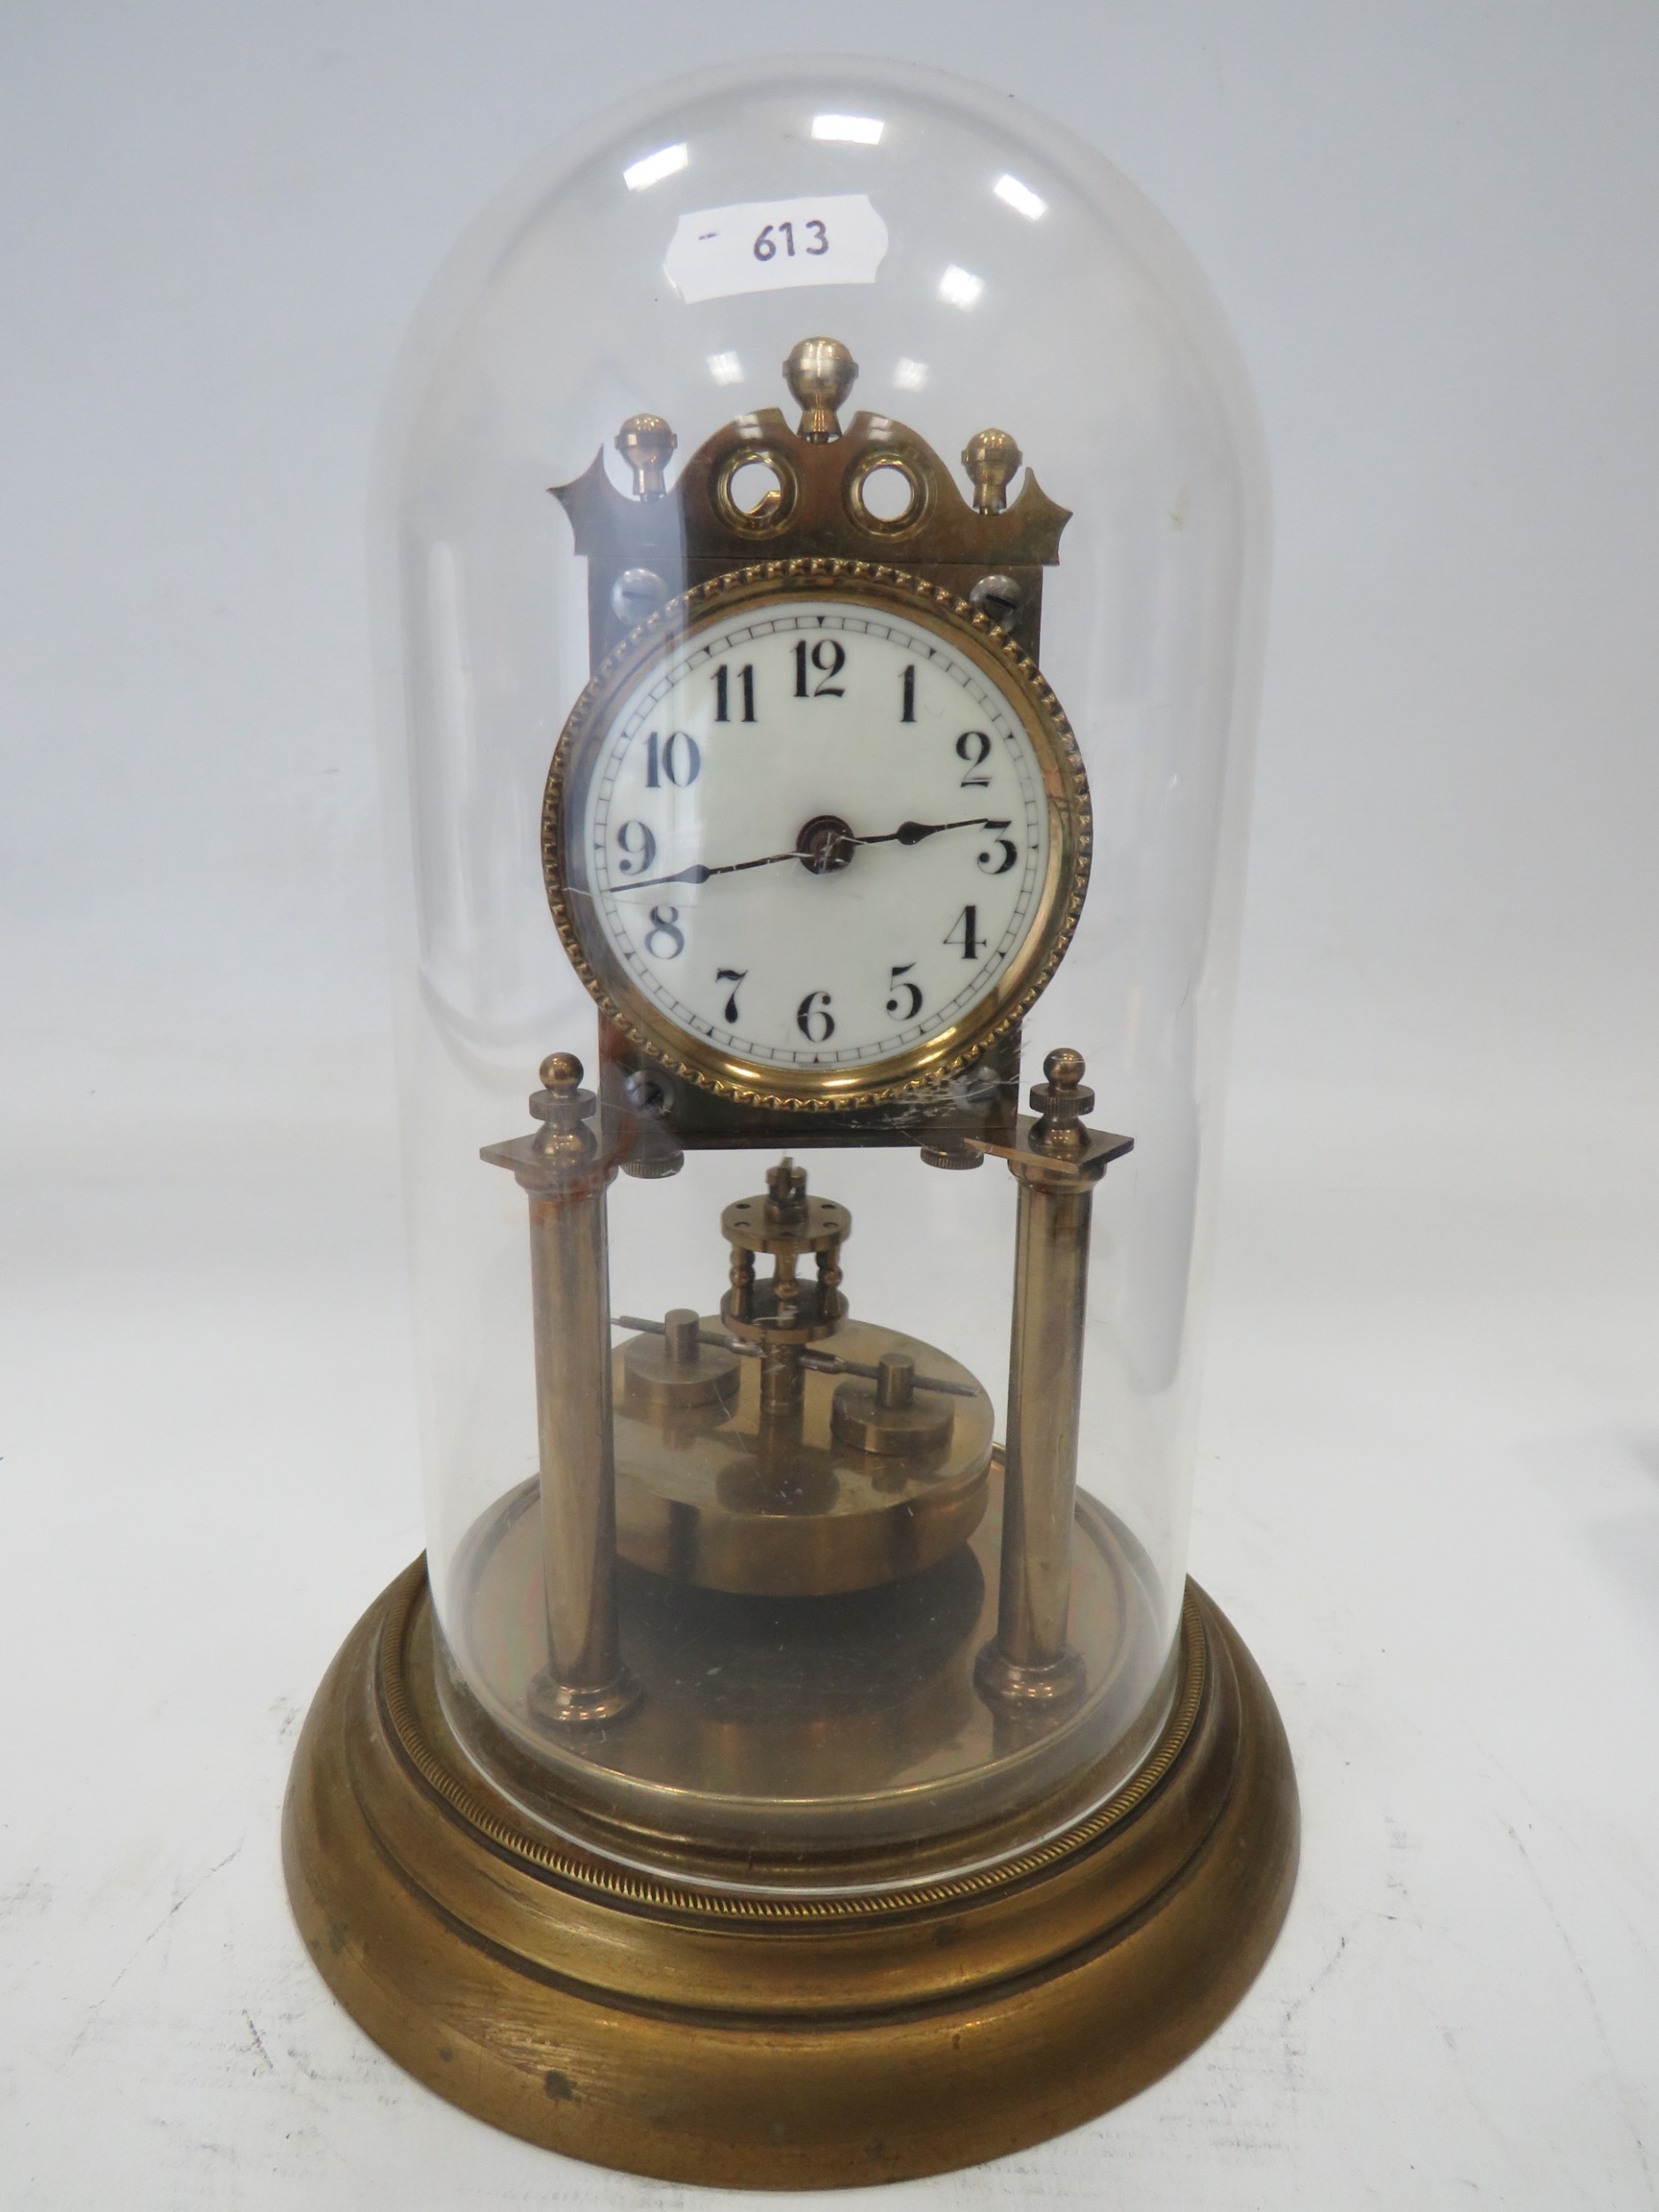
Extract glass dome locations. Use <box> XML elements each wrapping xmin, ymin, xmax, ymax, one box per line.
<box><xmin>374</xmin><ymin>55</ymin><xmax>1268</xmax><ymax>1893</ymax></box>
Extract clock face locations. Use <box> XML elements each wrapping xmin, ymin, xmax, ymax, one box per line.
<box><xmin>546</xmin><ymin>566</ymin><xmax>1088</xmax><ymax>1108</ymax></box>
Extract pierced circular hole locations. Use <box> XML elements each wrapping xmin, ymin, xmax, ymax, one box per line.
<box><xmin>727</xmin><ymin>458</ymin><xmax>783</xmax><ymax>517</ymax></box>
<box><xmin>860</xmin><ymin>461</ymin><xmax>918</xmax><ymax>523</ymax></box>
<box><xmin>713</xmin><ymin>447</ymin><xmax>798</xmax><ymax>536</ymax></box>
<box><xmin>844</xmin><ymin>449</ymin><xmax>930</xmax><ymax>537</ymax></box>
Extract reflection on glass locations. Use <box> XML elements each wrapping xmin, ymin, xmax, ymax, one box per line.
<box><xmin>623</xmin><ymin>142</ymin><xmax>687</xmax><ymax>191</ymax></box>
<box><xmin>994</xmin><ymin>173</ymin><xmax>1048</xmax><ymax>221</ymax></box>
<box><xmin>811</xmin><ymin>112</ymin><xmax>884</xmax><ymax>145</ymax></box>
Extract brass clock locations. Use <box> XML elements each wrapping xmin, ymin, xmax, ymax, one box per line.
<box><xmin>287</xmin><ymin>305</ymin><xmax>1294</xmax><ymax>2190</ymax></box>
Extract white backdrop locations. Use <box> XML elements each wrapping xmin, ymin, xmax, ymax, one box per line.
<box><xmin>3</xmin><ymin>7</ymin><xmax>1656</xmax><ymax>2208</ymax></box>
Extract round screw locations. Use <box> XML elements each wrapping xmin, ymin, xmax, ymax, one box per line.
<box><xmin>969</xmin><ymin>572</ymin><xmax>1022</xmax><ymax>629</ymax></box>
<box><xmin>611</xmin><ymin>567</ymin><xmax>667</xmax><ymax>626</ymax></box>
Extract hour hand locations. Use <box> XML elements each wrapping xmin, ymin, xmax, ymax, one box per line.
<box><xmin>883</xmin><ymin>816</ymin><xmax>1010</xmax><ymax>848</ymax></box>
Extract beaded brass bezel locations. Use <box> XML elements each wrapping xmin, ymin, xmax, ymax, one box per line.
<box><xmin>541</xmin><ymin>557</ymin><xmax>1092</xmax><ymax>1114</ymax></box>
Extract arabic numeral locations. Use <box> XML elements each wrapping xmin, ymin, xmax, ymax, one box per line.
<box><xmin>615</xmin><ymin>819</ymin><xmax>657</xmax><ymax>876</ymax></box>
<box><xmin>886</xmin><ymin>964</ymin><xmax>923</xmax><ymax>1021</ymax></box>
<box><xmin>796</xmin><ymin>989</ymin><xmax>835</xmax><ymax>1044</ymax></box>
<box><xmin>644</xmin><ymin>730</ymin><xmax>701</xmax><ymax>787</ymax></box>
<box><xmin>713</xmin><ymin>664</ymin><xmax>756</xmax><ymax>723</ymax></box>
<box><xmin>645</xmin><ymin>905</ymin><xmax>685</xmax><ymax>959</ymax></box>
<box><xmin>755</xmin><ymin>217</ymin><xmax>826</xmax><ymax>266</ymax></box>
<box><xmin>717</xmin><ymin>967</ymin><xmax>747</xmax><ymax>1025</ymax></box>
<box><xmin>795</xmin><ymin>637</ymin><xmax>846</xmax><ymax>697</ymax></box>
<box><xmin>956</xmin><ymin>730</ymin><xmax>993</xmax><ymax>787</ymax></box>
<box><xmin>977</xmin><ymin>835</ymin><xmax>1018</xmax><ymax>876</ymax></box>
<box><xmin>945</xmin><ymin>905</ymin><xmax>981</xmax><ymax>961</ymax></box>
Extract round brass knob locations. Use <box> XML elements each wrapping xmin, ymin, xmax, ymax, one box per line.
<box><xmin>783</xmin><ymin>336</ymin><xmax>859</xmax><ymax>441</ymax></box>
<box><xmin>615</xmin><ymin>413</ymin><xmax>676</xmax><ymax>497</ymax></box>
<box><xmin>963</xmin><ymin>426</ymin><xmax>1022</xmax><ymax>514</ymax></box>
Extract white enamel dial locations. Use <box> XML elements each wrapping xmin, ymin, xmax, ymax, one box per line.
<box><xmin>573</xmin><ymin>598</ymin><xmax>1054</xmax><ymax>1076</ymax></box>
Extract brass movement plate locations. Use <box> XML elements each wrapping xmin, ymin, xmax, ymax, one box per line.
<box><xmin>448</xmin><ymin>1460</ymin><xmax>1167</xmax><ymax>1867</ymax></box>
<box><xmin>284</xmin><ymin>1558</ymin><xmax>1298</xmax><ymax>2185</ymax></box>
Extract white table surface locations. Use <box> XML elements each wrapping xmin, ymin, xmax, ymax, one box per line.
<box><xmin>4</xmin><ymin>1054</ymin><xmax>1655</xmax><ymax>2210</ymax></box>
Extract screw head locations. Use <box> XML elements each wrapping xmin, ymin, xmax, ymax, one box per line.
<box><xmin>611</xmin><ymin>567</ymin><xmax>667</xmax><ymax>626</ymax></box>
<box><xmin>969</xmin><ymin>572</ymin><xmax>1022</xmax><ymax>629</ymax></box>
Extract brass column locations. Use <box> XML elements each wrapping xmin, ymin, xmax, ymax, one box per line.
<box><xmin>972</xmin><ymin>1050</ymin><xmax>1133</xmax><ymax>1712</ymax></box>
<box><xmin>482</xmin><ymin>1054</ymin><xmax>640</xmax><ymax>1725</ymax></box>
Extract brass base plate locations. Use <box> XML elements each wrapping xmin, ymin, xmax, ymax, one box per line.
<box><xmin>284</xmin><ymin>1559</ymin><xmax>1298</xmax><ymax>2187</ymax></box>
<box><xmin>450</xmin><ymin>1463</ymin><xmax>1170</xmax><ymax>1863</ymax></box>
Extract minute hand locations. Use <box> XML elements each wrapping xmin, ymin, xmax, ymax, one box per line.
<box><xmin>618</xmin><ymin>817</ymin><xmax>1011</xmax><ymax>895</ymax></box>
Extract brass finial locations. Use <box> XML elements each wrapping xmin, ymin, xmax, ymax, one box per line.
<box><xmin>615</xmin><ymin>414</ymin><xmax>676</xmax><ymax>498</ymax></box>
<box><xmin>783</xmin><ymin>337</ymin><xmax>858</xmax><ymax>442</ymax></box>
<box><xmin>530</xmin><ymin>1052</ymin><xmax>596</xmax><ymax>1158</ymax></box>
<box><xmin>1029</xmin><ymin>1048</ymin><xmax>1095</xmax><ymax>1153</ymax></box>
<box><xmin>963</xmin><ymin>427</ymin><xmax>1022</xmax><ymax>514</ymax></box>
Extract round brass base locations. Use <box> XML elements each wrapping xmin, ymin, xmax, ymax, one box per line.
<box><xmin>284</xmin><ymin>1560</ymin><xmax>1296</xmax><ymax>2187</ymax></box>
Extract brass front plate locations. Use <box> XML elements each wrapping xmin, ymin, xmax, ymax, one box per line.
<box><xmin>284</xmin><ymin>1561</ymin><xmax>1298</xmax><ymax>2186</ymax></box>
<box><xmin>612</xmin><ymin>1315</ymin><xmax>994</xmax><ymax>1596</ymax></box>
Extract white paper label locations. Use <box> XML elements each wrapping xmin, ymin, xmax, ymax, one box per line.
<box><xmin>664</xmin><ymin>195</ymin><xmax>888</xmax><ymax>305</ymax></box>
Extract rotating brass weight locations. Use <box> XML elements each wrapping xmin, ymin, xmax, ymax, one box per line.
<box><xmin>611</xmin><ymin>1157</ymin><xmax>995</xmax><ymax>1598</ymax></box>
